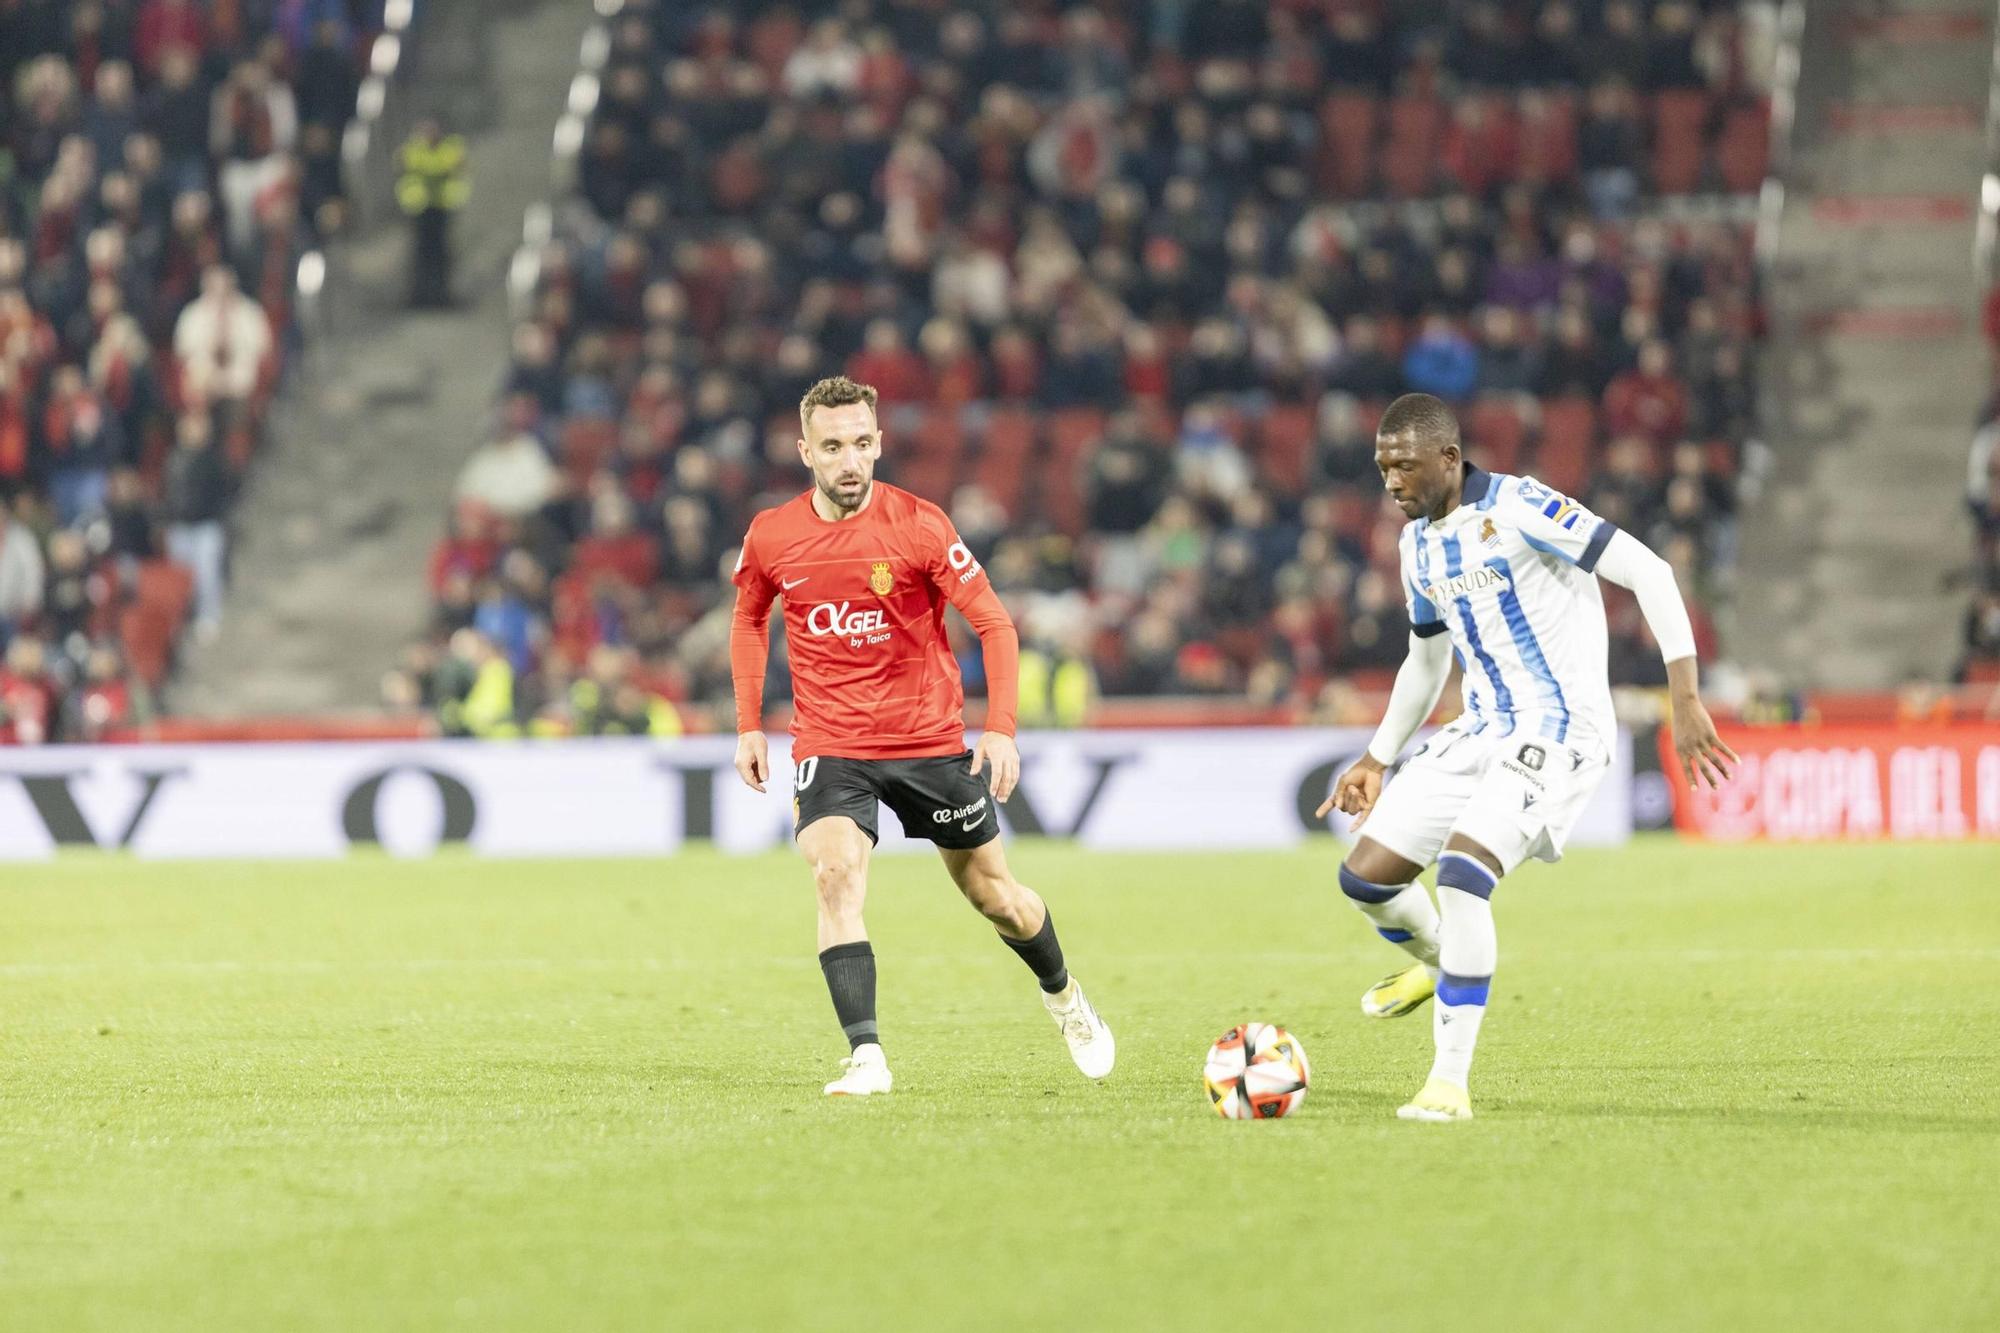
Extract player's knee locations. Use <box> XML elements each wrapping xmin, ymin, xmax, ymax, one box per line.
<box><xmin>810</xmin><ymin>851</ymin><xmax>867</xmax><ymax>909</ymax></box>
<box><xmin>1436</xmin><ymin>848</ymin><xmax>1501</xmax><ymax>899</ymax></box>
<box><xmin>1337</xmin><ymin>862</ymin><xmax>1406</xmax><ymax>904</ymax></box>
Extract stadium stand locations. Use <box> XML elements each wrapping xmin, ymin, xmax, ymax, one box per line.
<box><xmin>0</xmin><ymin>0</ymin><xmax>382</xmax><ymax>740</ymax></box>
<box><xmin>393</xmin><ymin>0</ymin><xmax>1772</xmax><ymax>734</ymax></box>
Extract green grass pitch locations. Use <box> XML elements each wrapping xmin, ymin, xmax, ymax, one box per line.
<box><xmin>3</xmin><ymin>837</ymin><xmax>1997</xmax><ymax>1331</ymax></box>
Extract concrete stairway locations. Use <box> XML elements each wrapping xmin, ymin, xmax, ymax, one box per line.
<box><xmin>1743</xmin><ymin>0</ymin><xmax>1994</xmax><ymax>688</ymax></box>
<box><xmin>172</xmin><ymin>0</ymin><xmax>590</xmax><ymax>716</ymax></box>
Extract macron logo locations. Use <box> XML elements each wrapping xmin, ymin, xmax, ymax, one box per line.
<box><xmin>1425</xmin><ymin>566</ymin><xmax>1509</xmax><ymax>605</ymax></box>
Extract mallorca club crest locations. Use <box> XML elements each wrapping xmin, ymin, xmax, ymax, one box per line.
<box><xmin>869</xmin><ymin>561</ymin><xmax>894</xmax><ymax>595</ymax></box>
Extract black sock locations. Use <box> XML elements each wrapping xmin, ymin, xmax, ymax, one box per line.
<box><xmin>1000</xmin><ymin>911</ymin><xmax>1069</xmax><ymax>994</ymax></box>
<box><xmin>818</xmin><ymin>942</ymin><xmax>879</xmax><ymax>1051</ymax></box>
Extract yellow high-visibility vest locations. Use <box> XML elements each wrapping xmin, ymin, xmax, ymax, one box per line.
<box><xmin>397</xmin><ymin>135</ymin><xmax>469</xmax><ymax>214</ymax></box>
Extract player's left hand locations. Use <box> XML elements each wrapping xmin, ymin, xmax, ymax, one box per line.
<box><xmin>970</xmin><ymin>731</ymin><xmax>1020</xmax><ymax>803</ymax></box>
<box><xmin>1670</xmin><ymin>694</ymin><xmax>1738</xmax><ymax>791</ymax></box>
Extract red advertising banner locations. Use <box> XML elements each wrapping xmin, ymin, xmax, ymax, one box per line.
<box><xmin>1664</xmin><ymin>726</ymin><xmax>2000</xmax><ymax>841</ymax></box>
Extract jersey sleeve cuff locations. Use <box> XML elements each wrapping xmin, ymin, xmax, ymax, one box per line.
<box><xmin>1578</xmin><ymin>520</ymin><xmax>1618</xmax><ymax>573</ymax></box>
<box><xmin>1412</xmin><ymin>620</ymin><xmax>1449</xmax><ymax>638</ymax></box>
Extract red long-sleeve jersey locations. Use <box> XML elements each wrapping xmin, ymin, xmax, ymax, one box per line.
<box><xmin>730</xmin><ymin>483</ymin><xmax>1017</xmax><ymax>760</ymax></box>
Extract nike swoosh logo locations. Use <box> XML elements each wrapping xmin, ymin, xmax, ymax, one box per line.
<box><xmin>781</xmin><ymin>577</ymin><xmax>809</xmax><ymax>590</ymax></box>
<box><xmin>961</xmin><ymin>812</ymin><xmax>986</xmax><ymax>830</ymax></box>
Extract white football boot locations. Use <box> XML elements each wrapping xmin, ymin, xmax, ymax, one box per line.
<box><xmin>1043</xmin><ymin>979</ymin><xmax>1115</xmax><ymax>1079</ymax></box>
<box><xmin>824</xmin><ymin>1042</ymin><xmax>893</xmax><ymax>1097</ymax></box>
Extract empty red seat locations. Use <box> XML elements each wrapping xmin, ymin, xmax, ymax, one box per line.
<box><xmin>136</xmin><ymin>558</ymin><xmax>196</xmax><ymax>627</ymax></box>
<box><xmin>1383</xmin><ymin>96</ymin><xmax>1446</xmax><ymax>198</ymax></box>
<box><xmin>1319</xmin><ymin>91</ymin><xmax>1380</xmax><ymax>197</ymax></box>
<box><xmin>890</xmin><ymin>452</ymin><xmax>958</xmax><ymax>504</ymax></box>
<box><xmin>1717</xmin><ymin>100</ymin><xmax>1770</xmax><ymax>193</ymax></box>
<box><xmin>1046</xmin><ymin>407</ymin><xmax>1108</xmax><ymax>468</ymax></box>
<box><xmin>905</xmin><ymin>404</ymin><xmax>968</xmax><ymax>461</ymax></box>
<box><xmin>1533</xmin><ymin>396</ymin><xmax>1598</xmax><ymax>495</ymax></box>
<box><xmin>1652</xmin><ymin>90</ymin><xmax>1711</xmax><ymax>195</ymax></box>
<box><xmin>971</xmin><ymin>407</ymin><xmax>1036</xmax><ymax>516</ymax></box>
<box><xmin>560</xmin><ymin>418</ymin><xmax>617</xmax><ymax>485</ymax></box>
<box><xmin>119</xmin><ymin>604</ymin><xmax>176</xmax><ymax>689</ymax></box>
<box><xmin>1516</xmin><ymin>91</ymin><xmax>1577</xmax><ymax>185</ymax></box>
<box><xmin>1256</xmin><ymin>403</ymin><xmax>1316</xmax><ymax>496</ymax></box>
<box><xmin>1464</xmin><ymin>397</ymin><xmax>1529</xmax><ymax>474</ymax></box>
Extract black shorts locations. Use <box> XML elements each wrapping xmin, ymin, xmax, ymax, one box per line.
<box><xmin>792</xmin><ymin>751</ymin><xmax>1000</xmax><ymax>850</ymax></box>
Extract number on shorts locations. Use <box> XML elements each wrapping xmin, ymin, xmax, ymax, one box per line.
<box><xmin>795</xmin><ymin>757</ymin><xmax>819</xmax><ymax>791</ymax></box>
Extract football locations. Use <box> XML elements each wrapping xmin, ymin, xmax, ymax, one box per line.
<box><xmin>1203</xmin><ymin>1023</ymin><xmax>1311</xmax><ymax>1119</ymax></box>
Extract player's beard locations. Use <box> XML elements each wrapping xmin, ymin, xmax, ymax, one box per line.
<box><xmin>819</xmin><ymin>469</ymin><xmax>872</xmax><ymax>514</ymax></box>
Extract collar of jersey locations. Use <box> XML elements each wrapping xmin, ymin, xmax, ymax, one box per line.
<box><xmin>1417</xmin><ymin>464</ymin><xmax>1493</xmax><ymax>530</ymax></box>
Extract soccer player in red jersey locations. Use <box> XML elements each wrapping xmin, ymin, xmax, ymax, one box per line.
<box><xmin>730</xmin><ymin>376</ymin><xmax>1114</xmax><ymax>1096</ymax></box>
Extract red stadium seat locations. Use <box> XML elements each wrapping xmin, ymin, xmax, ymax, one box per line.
<box><xmin>560</xmin><ymin>418</ymin><xmax>618</xmax><ymax>485</ymax></box>
<box><xmin>1442</xmin><ymin>95</ymin><xmax>1520</xmax><ymax>197</ymax></box>
<box><xmin>747</xmin><ymin>12</ymin><xmax>804</xmax><ymax>81</ymax></box>
<box><xmin>1464</xmin><ymin>397</ymin><xmax>1529</xmax><ymax>474</ymax></box>
<box><xmin>972</xmin><ymin>407</ymin><xmax>1037</xmax><ymax>516</ymax></box>
<box><xmin>1516</xmin><ymin>92</ymin><xmax>1578</xmax><ymax>185</ymax></box>
<box><xmin>1046</xmin><ymin>407</ymin><xmax>1108</xmax><ymax>468</ymax></box>
<box><xmin>118</xmin><ymin>603</ymin><xmax>176</xmax><ymax>689</ymax></box>
<box><xmin>890</xmin><ymin>452</ymin><xmax>959</xmax><ymax>504</ymax></box>
<box><xmin>1256</xmin><ymin>403</ymin><xmax>1316</xmax><ymax>497</ymax></box>
<box><xmin>905</xmin><ymin>405</ymin><xmax>968</xmax><ymax>462</ymax></box>
<box><xmin>1318</xmin><ymin>91</ymin><xmax>1380</xmax><ymax>197</ymax></box>
<box><xmin>1532</xmin><ymin>396</ymin><xmax>1599</xmax><ymax>495</ymax></box>
<box><xmin>1718</xmin><ymin>101</ymin><xmax>1771</xmax><ymax>193</ymax></box>
<box><xmin>1383</xmin><ymin>96</ymin><xmax>1446</xmax><ymax>198</ymax></box>
<box><xmin>1652</xmin><ymin>90</ymin><xmax>1711</xmax><ymax>195</ymax></box>
<box><xmin>136</xmin><ymin>559</ymin><xmax>196</xmax><ymax>628</ymax></box>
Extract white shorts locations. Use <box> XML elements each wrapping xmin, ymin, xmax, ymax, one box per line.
<box><xmin>1361</xmin><ymin>722</ymin><xmax>1612</xmax><ymax>875</ymax></box>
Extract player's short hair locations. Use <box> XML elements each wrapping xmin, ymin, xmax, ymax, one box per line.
<box><xmin>799</xmin><ymin>376</ymin><xmax>879</xmax><ymax>432</ymax></box>
<box><xmin>1377</xmin><ymin>393</ymin><xmax>1460</xmax><ymax>453</ymax></box>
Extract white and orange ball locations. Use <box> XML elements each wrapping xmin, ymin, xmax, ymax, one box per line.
<box><xmin>1203</xmin><ymin>1023</ymin><xmax>1311</xmax><ymax>1119</ymax></box>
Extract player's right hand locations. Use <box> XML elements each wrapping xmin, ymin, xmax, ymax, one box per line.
<box><xmin>735</xmin><ymin>730</ymin><xmax>770</xmax><ymax>793</ymax></box>
<box><xmin>1318</xmin><ymin>755</ymin><xmax>1387</xmax><ymax>828</ymax></box>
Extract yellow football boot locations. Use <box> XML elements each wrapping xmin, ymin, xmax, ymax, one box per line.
<box><xmin>1360</xmin><ymin>963</ymin><xmax>1436</xmax><ymax>1019</ymax></box>
<box><xmin>1396</xmin><ymin>1076</ymin><xmax>1474</xmax><ymax>1122</ymax></box>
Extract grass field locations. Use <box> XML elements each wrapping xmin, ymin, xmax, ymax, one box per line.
<box><xmin>3</xmin><ymin>837</ymin><xmax>1997</xmax><ymax>1331</ymax></box>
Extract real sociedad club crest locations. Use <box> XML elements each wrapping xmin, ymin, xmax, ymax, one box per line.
<box><xmin>869</xmin><ymin>561</ymin><xmax>894</xmax><ymax>595</ymax></box>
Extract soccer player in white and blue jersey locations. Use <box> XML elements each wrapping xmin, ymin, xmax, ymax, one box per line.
<box><xmin>1320</xmin><ymin>394</ymin><xmax>1736</xmax><ymax>1122</ymax></box>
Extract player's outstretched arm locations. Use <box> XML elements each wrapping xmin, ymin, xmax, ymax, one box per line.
<box><xmin>1317</xmin><ymin>631</ymin><xmax>1452</xmax><ymax>826</ymax></box>
<box><xmin>1593</xmin><ymin>529</ymin><xmax>1738</xmax><ymax>790</ymax></box>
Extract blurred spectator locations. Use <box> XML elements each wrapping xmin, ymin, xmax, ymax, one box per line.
<box><xmin>1402</xmin><ymin>315</ymin><xmax>1480</xmax><ymax>402</ymax></box>
<box><xmin>455</xmin><ymin>400</ymin><xmax>558</xmax><ymax>520</ymax></box>
<box><xmin>173</xmin><ymin>265</ymin><xmax>273</xmax><ymax>436</ymax></box>
<box><xmin>0</xmin><ymin>507</ymin><xmax>47</xmax><ymax>633</ymax></box>
<box><xmin>0</xmin><ymin>638</ymin><xmax>58</xmax><ymax>745</ymax></box>
<box><xmin>162</xmin><ymin>413</ymin><xmax>233</xmax><ymax>638</ymax></box>
<box><xmin>397</xmin><ymin>119</ymin><xmax>469</xmax><ymax>309</ymax></box>
<box><xmin>38</xmin><ymin>365</ymin><xmax>126</xmax><ymax>525</ymax></box>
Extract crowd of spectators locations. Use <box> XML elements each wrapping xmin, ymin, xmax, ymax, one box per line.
<box><xmin>0</xmin><ymin>0</ymin><xmax>375</xmax><ymax>741</ymax></box>
<box><xmin>404</xmin><ymin>0</ymin><xmax>1772</xmax><ymax>734</ymax></box>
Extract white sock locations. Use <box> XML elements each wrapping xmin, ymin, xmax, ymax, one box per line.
<box><xmin>1431</xmin><ymin>878</ymin><xmax>1497</xmax><ymax>1089</ymax></box>
<box><xmin>1351</xmin><ymin>882</ymin><xmax>1442</xmax><ymax>971</ymax></box>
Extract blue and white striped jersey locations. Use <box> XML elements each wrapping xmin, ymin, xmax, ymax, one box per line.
<box><xmin>1400</xmin><ymin>466</ymin><xmax>1619</xmax><ymax>748</ymax></box>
